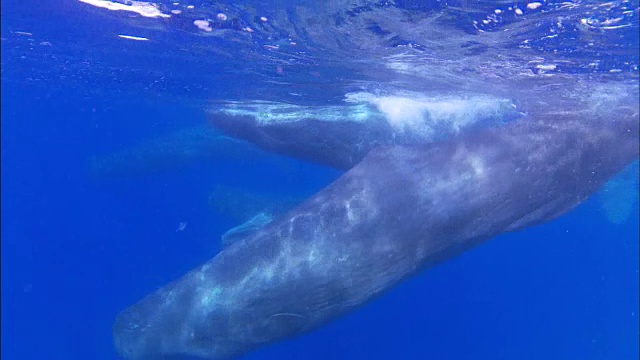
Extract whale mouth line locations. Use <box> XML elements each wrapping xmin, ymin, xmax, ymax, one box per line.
<box><xmin>268</xmin><ymin>312</ymin><xmax>307</xmax><ymax>320</ymax></box>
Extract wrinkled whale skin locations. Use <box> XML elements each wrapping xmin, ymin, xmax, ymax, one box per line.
<box><xmin>113</xmin><ymin>108</ymin><xmax>639</xmax><ymax>359</ymax></box>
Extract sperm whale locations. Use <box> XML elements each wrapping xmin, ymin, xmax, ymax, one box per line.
<box><xmin>112</xmin><ymin>89</ymin><xmax>639</xmax><ymax>359</ymax></box>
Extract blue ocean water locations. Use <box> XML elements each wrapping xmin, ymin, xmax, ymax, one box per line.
<box><xmin>1</xmin><ymin>1</ymin><xmax>638</xmax><ymax>360</ymax></box>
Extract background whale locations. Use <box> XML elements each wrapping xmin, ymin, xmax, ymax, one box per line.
<box><xmin>205</xmin><ymin>93</ymin><xmax>522</xmax><ymax>169</ymax></box>
<box><xmin>91</xmin><ymin>93</ymin><xmax>522</xmax><ymax>177</ymax></box>
<box><xmin>113</xmin><ymin>83</ymin><xmax>639</xmax><ymax>360</ymax></box>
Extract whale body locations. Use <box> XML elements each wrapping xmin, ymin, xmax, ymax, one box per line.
<box><xmin>206</xmin><ymin>93</ymin><xmax>523</xmax><ymax>169</ymax></box>
<box><xmin>91</xmin><ymin>93</ymin><xmax>522</xmax><ymax>177</ymax></box>
<box><xmin>113</xmin><ymin>89</ymin><xmax>639</xmax><ymax>359</ymax></box>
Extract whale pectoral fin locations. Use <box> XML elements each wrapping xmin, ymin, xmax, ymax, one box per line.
<box><xmin>598</xmin><ymin>160</ymin><xmax>640</xmax><ymax>224</ymax></box>
<box><xmin>221</xmin><ymin>212</ymin><xmax>275</xmax><ymax>247</ymax></box>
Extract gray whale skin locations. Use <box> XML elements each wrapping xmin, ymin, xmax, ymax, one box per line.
<box><xmin>113</xmin><ymin>103</ymin><xmax>639</xmax><ymax>359</ymax></box>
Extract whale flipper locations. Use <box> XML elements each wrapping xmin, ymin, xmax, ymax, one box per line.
<box><xmin>598</xmin><ymin>161</ymin><xmax>639</xmax><ymax>224</ymax></box>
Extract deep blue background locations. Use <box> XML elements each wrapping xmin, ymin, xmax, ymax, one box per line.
<box><xmin>2</xmin><ymin>1</ymin><xmax>639</xmax><ymax>359</ymax></box>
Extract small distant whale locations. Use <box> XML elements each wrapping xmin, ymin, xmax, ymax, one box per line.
<box><xmin>112</xmin><ymin>85</ymin><xmax>639</xmax><ymax>360</ymax></box>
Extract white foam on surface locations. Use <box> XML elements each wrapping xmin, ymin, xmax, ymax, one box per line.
<box><xmin>212</xmin><ymin>91</ymin><xmax>521</xmax><ymax>144</ymax></box>
<box><xmin>345</xmin><ymin>91</ymin><xmax>519</xmax><ymax>137</ymax></box>
<box><xmin>78</xmin><ymin>0</ymin><xmax>171</xmax><ymax>18</ymax></box>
